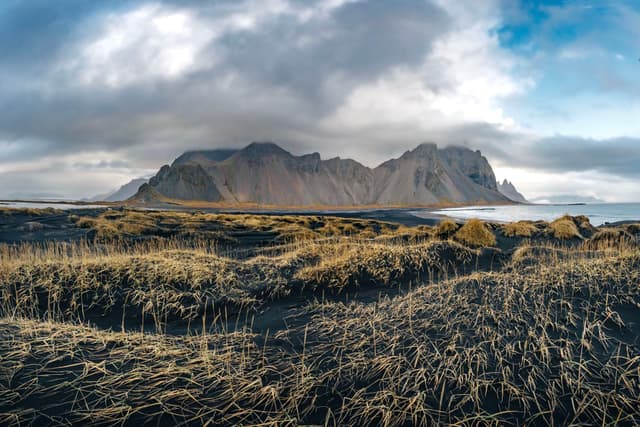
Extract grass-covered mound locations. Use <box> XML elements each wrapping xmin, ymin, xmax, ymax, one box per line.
<box><xmin>454</xmin><ymin>218</ymin><xmax>496</xmax><ymax>247</ymax></box>
<box><xmin>501</xmin><ymin>220</ymin><xmax>540</xmax><ymax>237</ymax></box>
<box><xmin>548</xmin><ymin>216</ymin><xmax>583</xmax><ymax>240</ymax></box>
<box><xmin>0</xmin><ymin>239</ymin><xmax>481</xmax><ymax>327</ymax></box>
<box><xmin>295</xmin><ymin>240</ymin><xmax>477</xmax><ymax>289</ymax></box>
<box><xmin>585</xmin><ymin>227</ymin><xmax>637</xmax><ymax>249</ymax></box>
<box><xmin>1</xmin><ymin>244</ymin><xmax>639</xmax><ymax>425</ymax></box>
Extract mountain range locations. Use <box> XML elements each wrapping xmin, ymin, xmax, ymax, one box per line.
<box><xmin>132</xmin><ymin>142</ymin><xmax>513</xmax><ymax>206</ymax></box>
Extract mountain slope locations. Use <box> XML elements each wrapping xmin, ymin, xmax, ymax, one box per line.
<box><xmin>92</xmin><ymin>178</ymin><xmax>148</xmax><ymax>202</ymax></box>
<box><xmin>134</xmin><ymin>142</ymin><xmax>508</xmax><ymax>206</ymax></box>
<box><xmin>497</xmin><ymin>179</ymin><xmax>527</xmax><ymax>203</ymax></box>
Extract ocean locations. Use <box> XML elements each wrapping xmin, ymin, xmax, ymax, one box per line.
<box><xmin>0</xmin><ymin>201</ymin><xmax>104</xmax><ymax>210</ymax></box>
<box><xmin>414</xmin><ymin>203</ymin><xmax>640</xmax><ymax>226</ymax></box>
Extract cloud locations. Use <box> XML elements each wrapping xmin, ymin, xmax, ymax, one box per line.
<box><xmin>0</xmin><ymin>0</ymin><xmax>639</xmax><ymax>200</ymax></box>
<box><xmin>72</xmin><ymin>159</ymin><xmax>132</xmax><ymax>170</ymax></box>
<box><xmin>0</xmin><ymin>0</ymin><xmax>475</xmax><ymax>169</ymax></box>
<box><xmin>488</xmin><ymin>135</ymin><xmax>640</xmax><ymax>178</ymax></box>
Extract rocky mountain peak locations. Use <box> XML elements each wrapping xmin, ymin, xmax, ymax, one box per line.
<box><xmin>497</xmin><ymin>179</ymin><xmax>527</xmax><ymax>203</ymax></box>
<box><xmin>404</xmin><ymin>142</ymin><xmax>438</xmax><ymax>158</ymax></box>
<box><xmin>172</xmin><ymin>149</ymin><xmax>238</xmax><ymax>166</ymax></box>
<box><xmin>134</xmin><ymin>142</ymin><xmax>508</xmax><ymax>206</ymax></box>
<box><xmin>240</xmin><ymin>142</ymin><xmax>290</xmax><ymax>157</ymax></box>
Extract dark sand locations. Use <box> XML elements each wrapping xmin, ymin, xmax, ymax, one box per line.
<box><xmin>0</xmin><ymin>207</ymin><xmax>444</xmax><ymax>244</ymax></box>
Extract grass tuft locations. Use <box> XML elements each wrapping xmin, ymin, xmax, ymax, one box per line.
<box><xmin>548</xmin><ymin>216</ymin><xmax>583</xmax><ymax>240</ymax></box>
<box><xmin>501</xmin><ymin>220</ymin><xmax>539</xmax><ymax>238</ymax></box>
<box><xmin>434</xmin><ymin>219</ymin><xmax>459</xmax><ymax>239</ymax></box>
<box><xmin>454</xmin><ymin>218</ymin><xmax>496</xmax><ymax>247</ymax></box>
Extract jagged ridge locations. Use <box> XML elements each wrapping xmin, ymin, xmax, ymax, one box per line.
<box><xmin>497</xmin><ymin>179</ymin><xmax>527</xmax><ymax>203</ymax></box>
<box><xmin>133</xmin><ymin>142</ymin><xmax>509</xmax><ymax>206</ymax></box>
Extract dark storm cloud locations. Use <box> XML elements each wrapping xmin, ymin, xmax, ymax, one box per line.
<box><xmin>0</xmin><ymin>0</ymin><xmax>454</xmax><ymax>167</ymax></box>
<box><xmin>217</xmin><ymin>0</ymin><xmax>450</xmax><ymax>106</ymax></box>
<box><xmin>424</xmin><ymin>124</ymin><xmax>640</xmax><ymax>179</ymax></box>
<box><xmin>492</xmin><ymin>136</ymin><xmax>640</xmax><ymax>178</ymax></box>
<box><xmin>2</xmin><ymin>0</ymin><xmax>640</xmax><ymax>200</ymax></box>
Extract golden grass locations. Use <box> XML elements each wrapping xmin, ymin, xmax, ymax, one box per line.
<box><xmin>501</xmin><ymin>220</ymin><xmax>539</xmax><ymax>237</ymax></box>
<box><xmin>2</xmin><ymin>209</ymin><xmax>640</xmax><ymax>425</ymax></box>
<box><xmin>295</xmin><ymin>240</ymin><xmax>476</xmax><ymax>289</ymax></box>
<box><xmin>70</xmin><ymin>209</ymin><xmax>402</xmax><ymax>242</ymax></box>
<box><xmin>434</xmin><ymin>218</ymin><xmax>459</xmax><ymax>239</ymax></box>
<box><xmin>548</xmin><ymin>215</ymin><xmax>583</xmax><ymax>240</ymax></box>
<box><xmin>1</xmin><ymin>242</ymin><xmax>638</xmax><ymax>425</ymax></box>
<box><xmin>621</xmin><ymin>223</ymin><xmax>640</xmax><ymax>235</ymax></box>
<box><xmin>584</xmin><ymin>227</ymin><xmax>637</xmax><ymax>250</ymax></box>
<box><xmin>454</xmin><ymin>218</ymin><xmax>496</xmax><ymax>247</ymax></box>
<box><xmin>0</xmin><ymin>238</ymin><xmax>481</xmax><ymax>328</ymax></box>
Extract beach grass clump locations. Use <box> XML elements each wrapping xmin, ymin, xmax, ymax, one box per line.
<box><xmin>74</xmin><ymin>212</ymin><xmax>158</xmax><ymax>240</ymax></box>
<box><xmin>453</xmin><ymin>218</ymin><xmax>496</xmax><ymax>247</ymax></box>
<box><xmin>434</xmin><ymin>218</ymin><xmax>459</xmax><ymax>239</ymax></box>
<box><xmin>585</xmin><ymin>227</ymin><xmax>636</xmax><ymax>249</ymax></box>
<box><xmin>621</xmin><ymin>223</ymin><xmax>640</xmax><ymax>235</ymax></box>
<box><xmin>548</xmin><ymin>215</ymin><xmax>583</xmax><ymax>240</ymax></box>
<box><xmin>375</xmin><ymin>225</ymin><xmax>433</xmax><ymax>243</ymax></box>
<box><xmin>295</xmin><ymin>240</ymin><xmax>476</xmax><ymax>290</ymax></box>
<box><xmin>501</xmin><ymin>220</ymin><xmax>539</xmax><ymax>238</ymax></box>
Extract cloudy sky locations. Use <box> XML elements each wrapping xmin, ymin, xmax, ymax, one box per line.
<box><xmin>1</xmin><ymin>0</ymin><xmax>639</xmax><ymax>201</ymax></box>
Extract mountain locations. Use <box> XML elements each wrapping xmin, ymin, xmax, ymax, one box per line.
<box><xmin>133</xmin><ymin>142</ymin><xmax>509</xmax><ymax>206</ymax></box>
<box><xmin>172</xmin><ymin>149</ymin><xmax>238</xmax><ymax>166</ymax></box>
<box><xmin>374</xmin><ymin>144</ymin><xmax>502</xmax><ymax>205</ymax></box>
<box><xmin>497</xmin><ymin>179</ymin><xmax>527</xmax><ymax>203</ymax></box>
<box><xmin>92</xmin><ymin>178</ymin><xmax>149</xmax><ymax>202</ymax></box>
<box><xmin>531</xmin><ymin>195</ymin><xmax>604</xmax><ymax>204</ymax></box>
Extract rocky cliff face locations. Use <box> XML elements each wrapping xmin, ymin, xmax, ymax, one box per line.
<box><xmin>148</xmin><ymin>163</ymin><xmax>223</xmax><ymax>202</ymax></box>
<box><xmin>134</xmin><ymin>142</ymin><xmax>508</xmax><ymax>206</ymax></box>
<box><xmin>497</xmin><ymin>179</ymin><xmax>527</xmax><ymax>203</ymax></box>
<box><xmin>374</xmin><ymin>144</ymin><xmax>503</xmax><ymax>204</ymax></box>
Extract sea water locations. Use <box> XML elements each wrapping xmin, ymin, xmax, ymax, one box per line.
<box><xmin>0</xmin><ymin>201</ymin><xmax>104</xmax><ymax>210</ymax></box>
<box><xmin>414</xmin><ymin>203</ymin><xmax>640</xmax><ymax>226</ymax></box>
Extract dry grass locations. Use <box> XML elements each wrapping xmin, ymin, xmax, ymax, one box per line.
<box><xmin>548</xmin><ymin>215</ymin><xmax>583</xmax><ymax>240</ymax></box>
<box><xmin>1</xmin><ymin>241</ymin><xmax>638</xmax><ymax>425</ymax></box>
<box><xmin>70</xmin><ymin>209</ymin><xmax>402</xmax><ymax>242</ymax></box>
<box><xmin>295</xmin><ymin>240</ymin><xmax>477</xmax><ymax>289</ymax></box>
<box><xmin>434</xmin><ymin>218</ymin><xmax>459</xmax><ymax>239</ymax></box>
<box><xmin>454</xmin><ymin>218</ymin><xmax>496</xmax><ymax>247</ymax></box>
<box><xmin>288</xmin><ymin>245</ymin><xmax>640</xmax><ymax>425</ymax></box>
<box><xmin>501</xmin><ymin>220</ymin><xmax>539</xmax><ymax>238</ymax></box>
<box><xmin>0</xmin><ymin>238</ymin><xmax>481</xmax><ymax>329</ymax></box>
<box><xmin>585</xmin><ymin>227</ymin><xmax>637</xmax><ymax>250</ymax></box>
<box><xmin>2</xmin><ymin>211</ymin><xmax>640</xmax><ymax>425</ymax></box>
<box><xmin>0</xmin><ymin>318</ymin><xmax>307</xmax><ymax>426</ymax></box>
